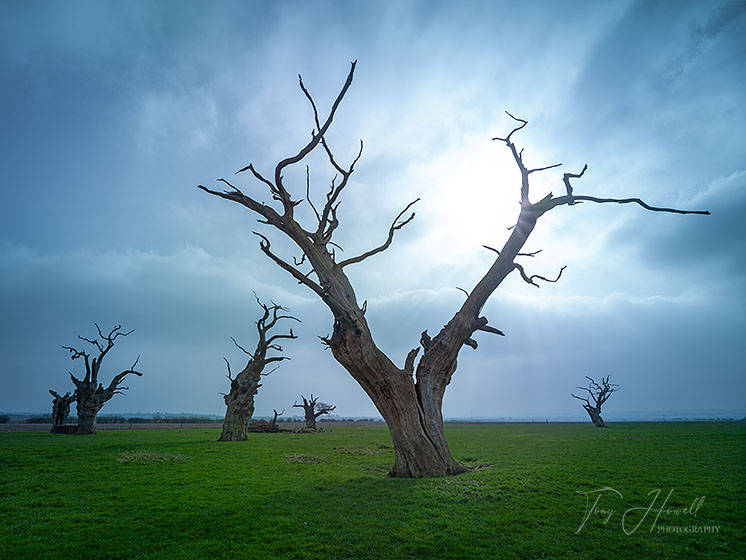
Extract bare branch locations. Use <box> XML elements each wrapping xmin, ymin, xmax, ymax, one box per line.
<box><xmin>314</xmin><ymin>403</ymin><xmax>336</xmax><ymax>417</ymax></box>
<box><xmin>223</xmin><ymin>357</ymin><xmax>234</xmax><ymax>381</ymax></box>
<box><xmin>230</xmin><ymin>336</ymin><xmax>254</xmax><ymax>358</ymax></box>
<box><xmin>78</xmin><ymin>335</ymin><xmax>104</xmax><ymax>353</ymax></box>
<box><xmin>261</xmin><ymin>364</ymin><xmax>280</xmax><ymax>377</ymax></box>
<box><xmin>562</xmin><ymin>164</ymin><xmax>588</xmax><ymax>198</ymax></box>
<box><xmin>305</xmin><ymin>165</ymin><xmax>322</xmax><ymax>223</ymax></box>
<box><xmin>492</xmin><ymin>111</ymin><xmax>528</xmax><ymax>144</ymax></box>
<box><xmin>267</xmin><ymin>328</ymin><xmax>299</xmax><ymax>345</ymax></box>
<box><xmin>476</xmin><ymin>321</ymin><xmax>505</xmax><ymax>336</ymax></box>
<box><xmin>575</xmin><ymin>375</ymin><xmax>619</xmax><ymax>411</ymax></box>
<box><xmin>483</xmin><ymin>245</ymin><xmax>542</xmax><ymax>257</ymax></box>
<box><xmin>198</xmin><ymin>184</ymin><xmax>285</xmax><ymax>230</ymax></box>
<box><xmin>404</xmin><ymin>347</ymin><xmax>420</xmax><ymax>374</ymax></box>
<box><xmin>527</xmin><ymin>162</ymin><xmax>562</xmax><ymax>175</ymax></box>
<box><xmin>274</xmin><ymin>61</ymin><xmax>357</xmax><ymax>209</ymax></box>
<box><xmin>104</xmin><ymin>358</ymin><xmax>143</xmax><ymax>395</ymax></box>
<box><xmin>542</xmin><ymin>194</ymin><xmax>711</xmax><ymax>216</ymax></box>
<box><xmin>253</xmin><ymin>232</ymin><xmax>325</xmax><ymax>296</ymax></box>
<box><xmin>264</xmin><ymin>355</ymin><xmax>290</xmax><ymax>365</ymax></box>
<box><xmin>514</xmin><ymin>263</ymin><xmax>567</xmax><ymax>288</ymax></box>
<box><xmin>62</xmin><ymin>345</ymin><xmax>88</xmax><ymax>361</ymax></box>
<box><xmin>571</xmin><ymin>392</ymin><xmax>591</xmax><ymax>406</ymax></box>
<box><xmin>339</xmin><ymin>198</ymin><xmax>420</xmax><ymax>268</ymax></box>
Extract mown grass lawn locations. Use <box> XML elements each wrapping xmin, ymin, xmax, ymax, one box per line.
<box><xmin>1</xmin><ymin>422</ymin><xmax>744</xmax><ymax>559</ymax></box>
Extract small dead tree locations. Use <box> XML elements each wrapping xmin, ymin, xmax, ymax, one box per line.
<box><xmin>247</xmin><ymin>408</ymin><xmax>286</xmax><ymax>433</ymax></box>
<box><xmin>572</xmin><ymin>375</ymin><xmax>619</xmax><ymax>427</ymax></box>
<box><xmin>199</xmin><ymin>62</ymin><xmax>708</xmax><ymax>477</ymax></box>
<box><xmin>49</xmin><ymin>390</ymin><xmax>76</xmax><ymax>433</ymax></box>
<box><xmin>293</xmin><ymin>394</ymin><xmax>336</xmax><ymax>430</ymax></box>
<box><xmin>63</xmin><ymin>324</ymin><xmax>142</xmax><ymax>434</ymax></box>
<box><xmin>219</xmin><ymin>298</ymin><xmax>299</xmax><ymax>441</ymax></box>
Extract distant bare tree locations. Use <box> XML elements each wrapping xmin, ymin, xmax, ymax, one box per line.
<box><xmin>63</xmin><ymin>324</ymin><xmax>142</xmax><ymax>434</ymax></box>
<box><xmin>219</xmin><ymin>298</ymin><xmax>299</xmax><ymax>441</ymax></box>
<box><xmin>49</xmin><ymin>390</ymin><xmax>76</xmax><ymax>433</ymax></box>
<box><xmin>199</xmin><ymin>62</ymin><xmax>708</xmax><ymax>476</ymax></box>
<box><xmin>293</xmin><ymin>395</ymin><xmax>336</xmax><ymax>430</ymax></box>
<box><xmin>572</xmin><ymin>375</ymin><xmax>619</xmax><ymax>427</ymax></box>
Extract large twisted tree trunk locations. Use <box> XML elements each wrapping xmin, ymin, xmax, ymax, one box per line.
<box><xmin>199</xmin><ymin>63</ymin><xmax>708</xmax><ymax>477</ymax></box>
<box><xmin>219</xmin><ymin>366</ymin><xmax>261</xmax><ymax>441</ymax></box>
<box><xmin>329</xmin><ymin>313</ymin><xmax>470</xmax><ymax>477</ymax></box>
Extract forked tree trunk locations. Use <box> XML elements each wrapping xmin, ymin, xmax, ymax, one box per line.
<box><xmin>330</xmin><ymin>316</ymin><xmax>467</xmax><ymax>477</ymax></box>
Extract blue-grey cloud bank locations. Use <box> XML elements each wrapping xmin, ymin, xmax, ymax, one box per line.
<box><xmin>1</xmin><ymin>0</ymin><xmax>744</xmax><ymax>420</ymax></box>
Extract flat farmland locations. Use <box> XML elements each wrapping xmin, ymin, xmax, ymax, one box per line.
<box><xmin>1</xmin><ymin>423</ymin><xmax>743</xmax><ymax>559</ymax></box>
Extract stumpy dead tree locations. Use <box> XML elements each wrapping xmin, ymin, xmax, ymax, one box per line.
<box><xmin>572</xmin><ymin>375</ymin><xmax>619</xmax><ymax>427</ymax></box>
<box><xmin>218</xmin><ymin>298</ymin><xmax>299</xmax><ymax>441</ymax></box>
<box><xmin>63</xmin><ymin>324</ymin><xmax>142</xmax><ymax>434</ymax></box>
<box><xmin>293</xmin><ymin>394</ymin><xmax>336</xmax><ymax>430</ymax></box>
<box><xmin>246</xmin><ymin>408</ymin><xmax>286</xmax><ymax>433</ymax></box>
<box><xmin>199</xmin><ymin>62</ymin><xmax>709</xmax><ymax>477</ymax></box>
<box><xmin>49</xmin><ymin>390</ymin><xmax>76</xmax><ymax>433</ymax></box>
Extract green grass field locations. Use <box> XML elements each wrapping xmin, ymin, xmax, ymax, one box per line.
<box><xmin>1</xmin><ymin>422</ymin><xmax>744</xmax><ymax>559</ymax></box>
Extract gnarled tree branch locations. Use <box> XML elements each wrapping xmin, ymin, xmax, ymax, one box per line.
<box><xmin>338</xmin><ymin>198</ymin><xmax>419</xmax><ymax>268</ymax></box>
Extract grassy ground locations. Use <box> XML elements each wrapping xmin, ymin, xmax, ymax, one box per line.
<box><xmin>1</xmin><ymin>422</ymin><xmax>744</xmax><ymax>559</ymax></box>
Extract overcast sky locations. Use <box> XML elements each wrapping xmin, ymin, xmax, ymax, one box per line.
<box><xmin>1</xmin><ymin>0</ymin><xmax>744</xmax><ymax>420</ymax></box>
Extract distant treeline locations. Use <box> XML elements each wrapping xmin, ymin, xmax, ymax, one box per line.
<box><xmin>121</xmin><ymin>416</ymin><xmax>220</xmax><ymax>424</ymax></box>
<box><xmin>19</xmin><ymin>414</ymin><xmax>383</xmax><ymax>424</ymax></box>
<box><xmin>23</xmin><ymin>415</ymin><xmax>221</xmax><ymax>424</ymax></box>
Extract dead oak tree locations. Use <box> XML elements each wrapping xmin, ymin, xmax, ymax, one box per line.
<box><xmin>293</xmin><ymin>394</ymin><xmax>336</xmax><ymax>430</ymax></box>
<box><xmin>199</xmin><ymin>62</ymin><xmax>708</xmax><ymax>477</ymax></box>
<box><xmin>218</xmin><ymin>298</ymin><xmax>299</xmax><ymax>441</ymax></box>
<box><xmin>572</xmin><ymin>375</ymin><xmax>619</xmax><ymax>427</ymax></box>
<box><xmin>63</xmin><ymin>324</ymin><xmax>142</xmax><ymax>434</ymax></box>
<box><xmin>49</xmin><ymin>390</ymin><xmax>76</xmax><ymax>433</ymax></box>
